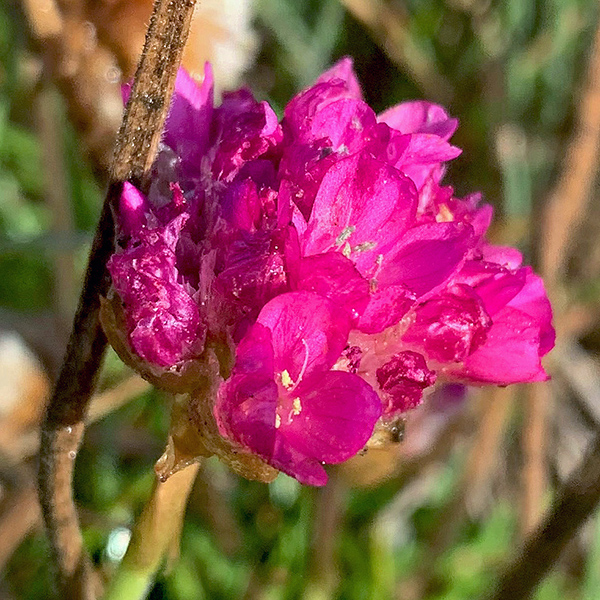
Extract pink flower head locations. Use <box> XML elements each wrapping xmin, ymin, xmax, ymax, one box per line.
<box><xmin>103</xmin><ymin>58</ymin><xmax>554</xmax><ymax>485</ymax></box>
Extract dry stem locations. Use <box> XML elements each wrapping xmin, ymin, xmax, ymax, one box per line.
<box><xmin>541</xmin><ymin>20</ymin><xmax>600</xmax><ymax>285</ymax></box>
<box><xmin>37</xmin><ymin>0</ymin><xmax>197</xmax><ymax>597</ymax></box>
<box><xmin>484</xmin><ymin>431</ymin><xmax>600</xmax><ymax>600</ymax></box>
<box><xmin>521</xmin><ymin>383</ymin><xmax>549</xmax><ymax>536</ymax></box>
<box><xmin>305</xmin><ymin>469</ymin><xmax>345</xmax><ymax>598</ymax></box>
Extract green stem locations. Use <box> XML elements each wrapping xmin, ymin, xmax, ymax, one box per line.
<box><xmin>103</xmin><ymin>462</ymin><xmax>200</xmax><ymax>600</ymax></box>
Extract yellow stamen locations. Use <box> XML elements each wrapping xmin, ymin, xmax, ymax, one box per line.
<box><xmin>281</xmin><ymin>369</ymin><xmax>294</xmax><ymax>390</ymax></box>
<box><xmin>292</xmin><ymin>397</ymin><xmax>302</xmax><ymax>416</ymax></box>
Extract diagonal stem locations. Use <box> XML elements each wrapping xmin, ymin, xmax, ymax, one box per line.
<box><xmin>102</xmin><ymin>463</ymin><xmax>200</xmax><ymax>600</ymax></box>
<box><xmin>38</xmin><ymin>192</ymin><xmax>117</xmax><ymax>600</ymax></box>
<box><xmin>483</xmin><ymin>431</ymin><xmax>600</xmax><ymax>600</ymax></box>
<box><xmin>38</xmin><ymin>1</ymin><xmax>197</xmax><ymax>598</ymax></box>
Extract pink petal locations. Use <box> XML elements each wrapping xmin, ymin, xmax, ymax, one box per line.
<box><xmin>278</xmin><ymin>140</ymin><xmax>339</xmax><ymax>220</ymax></box>
<box><xmin>481</xmin><ymin>244</ymin><xmax>523</xmax><ymax>269</ymax></box>
<box><xmin>214</xmin><ymin>324</ymin><xmax>278</xmax><ymax>457</ymax></box>
<box><xmin>403</xmin><ymin>284</ymin><xmax>492</xmax><ymax>363</ymax></box>
<box><xmin>308</xmin><ymin>98</ymin><xmax>376</xmax><ymax>153</ymax></box>
<box><xmin>463</xmin><ymin>263</ymin><xmax>526</xmax><ymax>317</ymax></box>
<box><xmin>271</xmin><ymin>370</ymin><xmax>381</xmax><ymax>482</ymax></box>
<box><xmin>295</xmin><ymin>252</ymin><xmax>370</xmax><ymax>322</ymax></box>
<box><xmin>216</xmin><ymin>372</ymin><xmax>279</xmax><ymax>459</ymax></box>
<box><xmin>378</xmin><ymin>101</ymin><xmax>458</xmax><ymax>139</ymax></box>
<box><xmin>447</xmin><ymin>306</ymin><xmax>549</xmax><ymax>384</ymax></box>
<box><xmin>376</xmin><ymin>351</ymin><xmax>436</xmax><ymax>414</ymax></box>
<box><xmin>379</xmin><ymin>222</ymin><xmax>474</xmax><ymax>297</ymax></box>
<box><xmin>256</xmin><ymin>292</ymin><xmax>351</xmax><ymax>381</ymax></box>
<box><xmin>316</xmin><ymin>56</ymin><xmax>363</xmax><ymax>99</ymax></box>
<box><xmin>109</xmin><ymin>223</ymin><xmax>204</xmax><ymax>368</ymax></box>
<box><xmin>164</xmin><ymin>65</ymin><xmax>214</xmax><ymax>171</ymax></box>
<box><xmin>118</xmin><ymin>182</ymin><xmax>150</xmax><ymax>237</ymax></box>
<box><xmin>396</xmin><ymin>133</ymin><xmax>462</xmax><ymax>167</ymax></box>
<box><xmin>284</xmin><ymin>63</ymin><xmax>365</xmax><ymax>144</ymax></box>
<box><xmin>357</xmin><ymin>285</ymin><xmax>416</xmax><ymax>334</ymax></box>
<box><xmin>507</xmin><ymin>267</ymin><xmax>555</xmax><ymax>356</ymax></box>
<box><xmin>213</xmin><ymin>92</ymin><xmax>283</xmax><ymax>181</ymax></box>
<box><xmin>232</xmin><ymin>323</ymin><xmax>275</xmax><ymax>377</ymax></box>
<box><xmin>303</xmin><ymin>151</ymin><xmax>417</xmax><ymax>275</ymax></box>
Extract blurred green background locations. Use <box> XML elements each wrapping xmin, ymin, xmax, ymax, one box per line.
<box><xmin>1</xmin><ymin>0</ymin><xmax>600</xmax><ymax>599</ymax></box>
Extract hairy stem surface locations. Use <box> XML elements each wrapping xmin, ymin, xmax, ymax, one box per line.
<box><xmin>38</xmin><ymin>1</ymin><xmax>197</xmax><ymax>597</ymax></box>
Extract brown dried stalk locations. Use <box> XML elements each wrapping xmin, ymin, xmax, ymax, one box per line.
<box><xmin>540</xmin><ymin>18</ymin><xmax>600</xmax><ymax>287</ymax></box>
<box><xmin>38</xmin><ymin>1</ymin><xmax>197</xmax><ymax>598</ymax></box>
<box><xmin>21</xmin><ymin>0</ymin><xmax>123</xmax><ymax>171</ymax></box>
<box><xmin>521</xmin><ymin>383</ymin><xmax>549</xmax><ymax>535</ymax></box>
<box><xmin>483</xmin><ymin>431</ymin><xmax>600</xmax><ymax>600</ymax></box>
<box><xmin>520</xmin><ymin>5</ymin><xmax>600</xmax><ymax>543</ymax></box>
<box><xmin>306</xmin><ymin>469</ymin><xmax>346</xmax><ymax>597</ymax></box>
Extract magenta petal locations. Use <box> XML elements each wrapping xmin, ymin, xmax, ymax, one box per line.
<box><xmin>308</xmin><ymin>98</ymin><xmax>376</xmax><ymax>152</ymax></box>
<box><xmin>378</xmin><ymin>101</ymin><xmax>458</xmax><ymax>139</ymax></box>
<box><xmin>278</xmin><ymin>140</ymin><xmax>339</xmax><ymax>220</ymax></box>
<box><xmin>449</xmin><ymin>306</ymin><xmax>548</xmax><ymax>384</ymax></box>
<box><xmin>256</xmin><ymin>292</ymin><xmax>351</xmax><ymax>381</ymax></box>
<box><xmin>463</xmin><ymin>263</ymin><xmax>526</xmax><ymax>317</ymax></box>
<box><xmin>380</xmin><ymin>222</ymin><xmax>473</xmax><ymax>297</ymax></box>
<box><xmin>284</xmin><ymin>68</ymin><xmax>365</xmax><ymax>144</ymax></box>
<box><xmin>213</xmin><ymin>91</ymin><xmax>283</xmax><ymax>181</ymax></box>
<box><xmin>270</xmin><ymin>441</ymin><xmax>329</xmax><ymax>486</ymax></box>
<box><xmin>118</xmin><ymin>182</ymin><xmax>150</xmax><ymax>237</ymax></box>
<box><xmin>397</xmin><ymin>133</ymin><xmax>462</xmax><ymax>167</ymax></box>
<box><xmin>468</xmin><ymin>204</ymin><xmax>494</xmax><ymax>240</ymax></box>
<box><xmin>213</xmin><ymin>244</ymin><xmax>288</xmax><ymax>327</ymax></box>
<box><xmin>507</xmin><ymin>268</ymin><xmax>555</xmax><ymax>356</ymax></box>
<box><xmin>376</xmin><ymin>351</ymin><xmax>436</xmax><ymax>415</ymax></box>
<box><xmin>108</xmin><ymin>266</ymin><xmax>203</xmax><ymax>367</ymax></box>
<box><xmin>295</xmin><ymin>253</ymin><xmax>370</xmax><ymax>321</ymax></box>
<box><xmin>357</xmin><ymin>285</ymin><xmax>416</xmax><ymax>334</ymax></box>
<box><xmin>403</xmin><ymin>285</ymin><xmax>492</xmax><ymax>363</ymax></box>
<box><xmin>164</xmin><ymin>66</ymin><xmax>214</xmax><ymax>171</ymax></box>
<box><xmin>129</xmin><ymin>311</ymin><xmax>204</xmax><ymax>368</ymax></box>
<box><xmin>481</xmin><ymin>244</ymin><xmax>523</xmax><ymax>269</ymax></box>
<box><xmin>214</xmin><ymin>324</ymin><xmax>278</xmax><ymax>456</ymax></box>
<box><xmin>108</xmin><ymin>211</ymin><xmax>203</xmax><ymax>368</ymax></box>
<box><xmin>232</xmin><ymin>323</ymin><xmax>275</xmax><ymax>377</ymax></box>
<box><xmin>316</xmin><ymin>56</ymin><xmax>363</xmax><ymax>99</ymax></box>
<box><xmin>272</xmin><ymin>371</ymin><xmax>381</xmax><ymax>474</ymax></box>
<box><xmin>216</xmin><ymin>373</ymin><xmax>279</xmax><ymax>459</ymax></box>
<box><xmin>221</xmin><ymin>178</ymin><xmax>262</xmax><ymax>231</ymax></box>
<box><xmin>303</xmin><ymin>151</ymin><xmax>417</xmax><ymax>272</ymax></box>
<box><xmin>363</xmin><ymin>122</ymin><xmax>412</xmax><ymax>165</ymax></box>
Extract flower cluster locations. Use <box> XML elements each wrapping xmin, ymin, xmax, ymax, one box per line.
<box><xmin>103</xmin><ymin>59</ymin><xmax>554</xmax><ymax>485</ymax></box>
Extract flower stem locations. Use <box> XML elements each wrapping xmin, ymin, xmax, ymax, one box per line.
<box><xmin>103</xmin><ymin>463</ymin><xmax>200</xmax><ymax>600</ymax></box>
<box><xmin>483</xmin><ymin>431</ymin><xmax>600</xmax><ymax>600</ymax></box>
<box><xmin>37</xmin><ymin>0</ymin><xmax>197</xmax><ymax>597</ymax></box>
<box><xmin>304</xmin><ymin>469</ymin><xmax>345</xmax><ymax>599</ymax></box>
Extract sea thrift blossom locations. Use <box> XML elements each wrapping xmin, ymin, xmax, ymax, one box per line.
<box><xmin>102</xmin><ymin>58</ymin><xmax>554</xmax><ymax>486</ymax></box>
